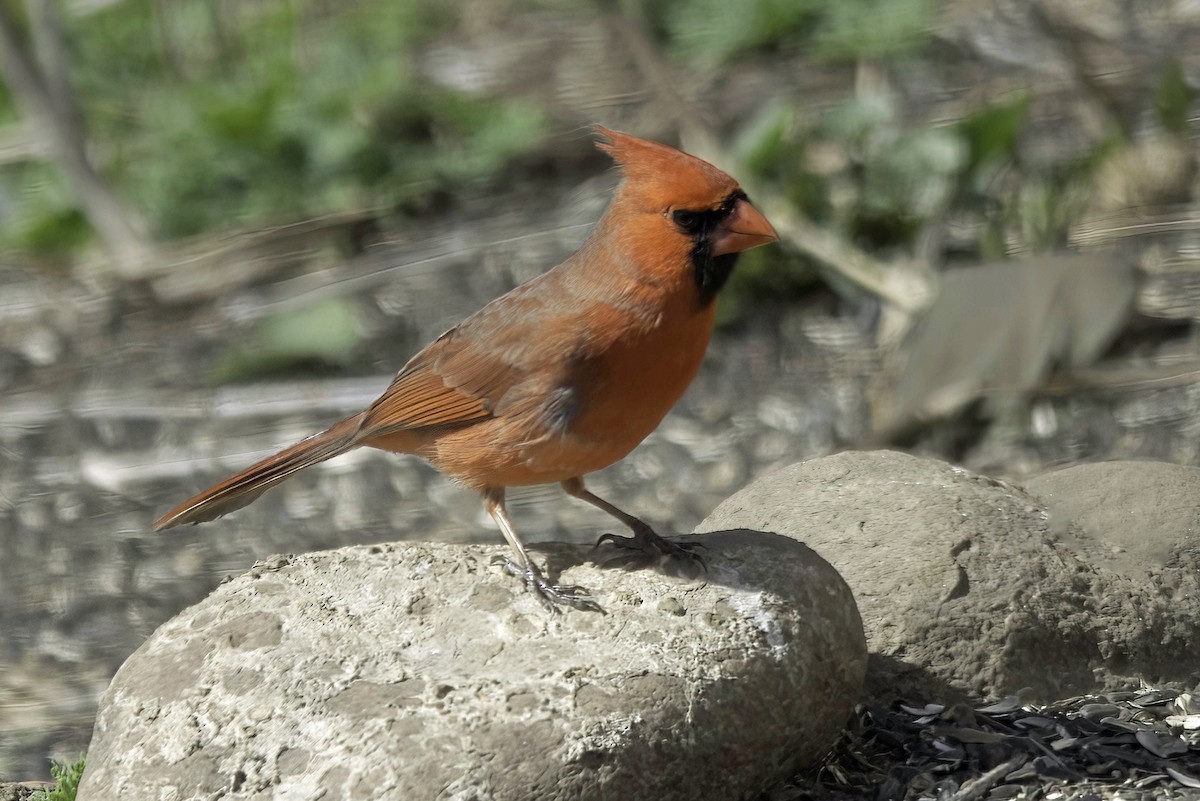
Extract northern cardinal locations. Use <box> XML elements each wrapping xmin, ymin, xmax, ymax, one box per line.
<box><xmin>154</xmin><ymin>127</ymin><xmax>778</xmax><ymax>609</ymax></box>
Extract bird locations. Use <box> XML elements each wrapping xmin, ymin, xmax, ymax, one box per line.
<box><xmin>154</xmin><ymin>126</ymin><xmax>778</xmax><ymax>610</ymax></box>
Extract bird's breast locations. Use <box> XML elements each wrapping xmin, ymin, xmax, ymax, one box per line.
<box><xmin>564</xmin><ymin>300</ymin><xmax>716</xmax><ymax>450</ymax></box>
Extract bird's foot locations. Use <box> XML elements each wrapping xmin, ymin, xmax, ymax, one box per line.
<box><xmin>594</xmin><ymin>526</ymin><xmax>707</xmax><ymax>575</ymax></box>
<box><xmin>492</xmin><ymin>556</ymin><xmax>603</xmax><ymax>614</ymax></box>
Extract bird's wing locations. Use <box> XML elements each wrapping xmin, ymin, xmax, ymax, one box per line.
<box><xmin>358</xmin><ymin>275</ymin><xmax>569</xmax><ymax>434</ymax></box>
<box><xmin>358</xmin><ymin>335</ymin><xmax>510</xmax><ymax>432</ymax></box>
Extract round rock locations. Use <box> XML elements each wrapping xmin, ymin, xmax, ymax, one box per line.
<box><xmin>1023</xmin><ymin>460</ymin><xmax>1200</xmax><ymax>575</ymax></box>
<box><xmin>79</xmin><ymin>531</ymin><xmax>865</xmax><ymax>801</ymax></box>
<box><xmin>1023</xmin><ymin>460</ymin><xmax>1200</xmax><ymax>683</ymax></box>
<box><xmin>697</xmin><ymin>450</ymin><xmax>1200</xmax><ymax>702</ymax></box>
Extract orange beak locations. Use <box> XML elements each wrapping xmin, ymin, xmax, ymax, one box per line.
<box><xmin>711</xmin><ymin>198</ymin><xmax>778</xmax><ymax>257</ymax></box>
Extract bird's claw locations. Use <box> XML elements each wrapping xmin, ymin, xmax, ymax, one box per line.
<box><xmin>593</xmin><ymin>530</ymin><xmax>708</xmax><ymax>573</ymax></box>
<box><xmin>491</xmin><ymin>556</ymin><xmax>603</xmax><ymax>613</ymax></box>
<box><xmin>600</xmin><ymin>534</ymin><xmax>707</xmax><ymax>554</ymax></box>
<box><xmin>531</xmin><ymin>579</ymin><xmax>604</xmax><ymax>614</ymax></box>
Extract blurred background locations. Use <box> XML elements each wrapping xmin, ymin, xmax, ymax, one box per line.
<box><xmin>2</xmin><ymin>0</ymin><xmax>1200</xmax><ymax>781</ymax></box>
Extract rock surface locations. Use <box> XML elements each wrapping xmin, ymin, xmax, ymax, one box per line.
<box><xmin>1024</xmin><ymin>459</ymin><xmax>1200</xmax><ymax>575</ymax></box>
<box><xmin>0</xmin><ymin>781</ymin><xmax>48</xmax><ymax>801</ymax></box>
<box><xmin>697</xmin><ymin>450</ymin><xmax>1200</xmax><ymax>703</ymax></box>
<box><xmin>79</xmin><ymin>531</ymin><xmax>866</xmax><ymax>801</ymax></box>
<box><xmin>1023</xmin><ymin>459</ymin><xmax>1200</xmax><ymax>685</ymax></box>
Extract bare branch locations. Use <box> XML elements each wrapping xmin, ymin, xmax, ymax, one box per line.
<box><xmin>0</xmin><ymin>0</ymin><xmax>156</xmax><ymax>279</ymax></box>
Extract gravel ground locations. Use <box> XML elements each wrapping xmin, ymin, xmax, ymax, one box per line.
<box><xmin>780</xmin><ymin>688</ymin><xmax>1200</xmax><ymax>801</ymax></box>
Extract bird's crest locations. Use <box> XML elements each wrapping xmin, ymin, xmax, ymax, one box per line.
<box><xmin>594</xmin><ymin>126</ymin><xmax>738</xmax><ymax>210</ymax></box>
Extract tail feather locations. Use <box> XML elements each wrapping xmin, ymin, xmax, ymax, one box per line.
<box><xmin>153</xmin><ymin>412</ymin><xmax>367</xmax><ymax>531</ymax></box>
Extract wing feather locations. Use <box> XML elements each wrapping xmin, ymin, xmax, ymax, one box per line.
<box><xmin>358</xmin><ymin>279</ymin><xmax>556</xmax><ymax>435</ymax></box>
<box><xmin>356</xmin><ymin>263</ymin><xmax>621</xmax><ymax>438</ymax></box>
<box><xmin>359</xmin><ymin>345</ymin><xmax>501</xmax><ymax>434</ymax></box>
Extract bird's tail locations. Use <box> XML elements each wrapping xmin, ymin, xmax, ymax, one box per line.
<box><xmin>153</xmin><ymin>412</ymin><xmax>367</xmax><ymax>531</ymax></box>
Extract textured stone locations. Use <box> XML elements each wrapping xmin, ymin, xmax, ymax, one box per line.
<box><xmin>0</xmin><ymin>781</ymin><xmax>49</xmax><ymax>801</ymax></box>
<box><xmin>1023</xmin><ymin>460</ymin><xmax>1200</xmax><ymax>574</ymax></box>
<box><xmin>79</xmin><ymin>531</ymin><xmax>865</xmax><ymax>801</ymax></box>
<box><xmin>697</xmin><ymin>450</ymin><xmax>1200</xmax><ymax>703</ymax></box>
<box><xmin>1023</xmin><ymin>460</ymin><xmax>1200</xmax><ymax>682</ymax></box>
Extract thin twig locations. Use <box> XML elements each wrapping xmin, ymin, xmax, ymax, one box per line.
<box><xmin>949</xmin><ymin>752</ymin><xmax>1028</xmax><ymax>801</ymax></box>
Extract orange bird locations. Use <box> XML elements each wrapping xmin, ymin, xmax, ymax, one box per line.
<box><xmin>154</xmin><ymin>127</ymin><xmax>778</xmax><ymax>608</ymax></box>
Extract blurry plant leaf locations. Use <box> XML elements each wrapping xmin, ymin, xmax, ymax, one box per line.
<box><xmin>883</xmin><ymin>254</ymin><xmax>1135</xmax><ymax>427</ymax></box>
<box><xmin>978</xmin><ymin>217</ymin><xmax>1007</xmax><ymax>261</ymax></box>
<box><xmin>820</xmin><ymin>93</ymin><xmax>896</xmax><ymax>147</ymax></box>
<box><xmin>813</xmin><ymin>0</ymin><xmax>933</xmax><ymax>61</ymax></box>
<box><xmin>733</xmin><ymin>104</ymin><xmax>833</xmax><ymax>220</ymax></box>
<box><xmin>908</xmin><ymin>128</ymin><xmax>968</xmax><ymax>174</ymax></box>
<box><xmin>1153</xmin><ymin>60</ymin><xmax>1193</xmax><ymax>135</ymax></box>
<box><xmin>438</xmin><ymin>102</ymin><xmax>548</xmax><ymax>184</ymax></box>
<box><xmin>1016</xmin><ymin>180</ymin><xmax>1090</xmax><ymax>251</ymax></box>
<box><xmin>0</xmin><ymin>73</ymin><xmax>17</xmax><ymax>125</ymax></box>
<box><xmin>7</xmin><ymin>205</ymin><xmax>91</xmax><ymax>257</ymax></box>
<box><xmin>959</xmin><ymin>94</ymin><xmax>1030</xmax><ymax>174</ymax></box>
<box><xmin>862</xmin><ymin>127</ymin><xmax>967</xmax><ymax>220</ymax></box>
<box><xmin>196</xmin><ymin>82</ymin><xmax>283</xmax><ymax>146</ymax></box>
<box><xmin>731</xmin><ymin>102</ymin><xmax>792</xmax><ymax>176</ymax></box>
<box><xmin>0</xmin><ymin>164</ymin><xmax>92</xmax><ymax>257</ymax></box>
<box><xmin>1017</xmin><ymin>182</ymin><xmax>1054</xmax><ymax>249</ymax></box>
<box><xmin>997</xmin><ymin>132</ymin><xmax>1116</xmax><ymax>252</ymax></box>
<box><xmin>665</xmin><ymin>0</ymin><xmax>812</xmax><ymax>65</ymax></box>
<box><xmin>212</xmin><ymin>297</ymin><xmax>362</xmax><ymax>384</ymax></box>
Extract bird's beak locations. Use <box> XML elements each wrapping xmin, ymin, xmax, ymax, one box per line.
<box><xmin>711</xmin><ymin>198</ymin><xmax>778</xmax><ymax>257</ymax></box>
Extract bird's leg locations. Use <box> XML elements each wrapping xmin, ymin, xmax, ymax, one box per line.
<box><xmin>483</xmin><ymin>487</ymin><xmax>601</xmax><ymax>613</ymax></box>
<box><xmin>562</xmin><ymin>477</ymin><xmax>705</xmax><ymax>565</ymax></box>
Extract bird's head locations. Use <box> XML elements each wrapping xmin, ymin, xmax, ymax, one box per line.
<box><xmin>594</xmin><ymin>126</ymin><xmax>778</xmax><ymax>306</ymax></box>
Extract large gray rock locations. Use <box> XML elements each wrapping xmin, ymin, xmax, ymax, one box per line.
<box><xmin>1023</xmin><ymin>460</ymin><xmax>1200</xmax><ymax>681</ymax></box>
<box><xmin>697</xmin><ymin>450</ymin><xmax>1200</xmax><ymax>702</ymax></box>
<box><xmin>79</xmin><ymin>531</ymin><xmax>865</xmax><ymax>801</ymax></box>
<box><xmin>1024</xmin><ymin>460</ymin><xmax>1200</xmax><ymax>575</ymax></box>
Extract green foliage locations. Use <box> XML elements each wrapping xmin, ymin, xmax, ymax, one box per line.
<box><xmin>0</xmin><ymin>72</ymin><xmax>16</xmax><ymax>126</ymax></box>
<box><xmin>821</xmin><ymin>94</ymin><xmax>966</xmax><ymax>194</ymax></box>
<box><xmin>0</xmin><ymin>0</ymin><xmax>1154</xmax><ymax>280</ymax></box>
<box><xmin>211</xmin><ymin>297</ymin><xmax>363</xmax><ymax>385</ymax></box>
<box><xmin>745</xmin><ymin>95</ymin><xmax>968</xmax><ymax>250</ymax></box>
<box><xmin>731</xmin><ymin>102</ymin><xmax>791</xmax><ymax>175</ymax></box>
<box><xmin>820</xmin><ymin>91</ymin><xmax>896</xmax><ymax>146</ymax></box>
<box><xmin>961</xmin><ymin>96</ymin><xmax>1124</xmax><ymax>255</ymax></box>
<box><xmin>1014</xmin><ymin>180</ymin><xmax>1073</xmax><ymax>251</ymax></box>
<box><xmin>958</xmin><ymin>94</ymin><xmax>1030</xmax><ymax>177</ymax></box>
<box><xmin>0</xmin><ymin>0</ymin><xmax>548</xmax><ymax>255</ymax></box>
<box><xmin>662</xmin><ymin>0</ymin><xmax>812</xmax><ymax>65</ymax></box>
<box><xmin>742</xmin><ymin>83</ymin><xmax>1144</xmax><ymax>266</ymax></box>
<box><xmin>811</xmin><ymin>0</ymin><xmax>934</xmax><ymax>62</ymax></box>
<box><xmin>31</xmin><ymin>755</ymin><xmax>85</xmax><ymax>801</ymax></box>
<box><xmin>1009</xmin><ymin>132</ymin><xmax>1117</xmax><ymax>252</ymax></box>
<box><xmin>0</xmin><ymin>163</ymin><xmax>92</xmax><ymax>260</ymax></box>
<box><xmin>729</xmin><ymin>83</ymin><xmax>1116</xmax><ymax>271</ymax></box>
<box><xmin>1154</xmin><ymin>60</ymin><xmax>1193</xmax><ymax>134</ymax></box>
<box><xmin>853</xmin><ymin>122</ymin><xmax>966</xmax><ymax>243</ymax></box>
<box><xmin>102</xmin><ymin>0</ymin><xmax>542</xmax><ymax>238</ymax></box>
<box><xmin>734</xmin><ymin>103</ymin><xmax>831</xmax><ymax>221</ymax></box>
<box><xmin>659</xmin><ymin>0</ymin><xmax>933</xmax><ymax>66</ymax></box>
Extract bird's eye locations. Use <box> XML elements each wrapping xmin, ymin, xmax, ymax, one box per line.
<box><xmin>672</xmin><ymin>209</ymin><xmax>701</xmax><ymax>232</ymax></box>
